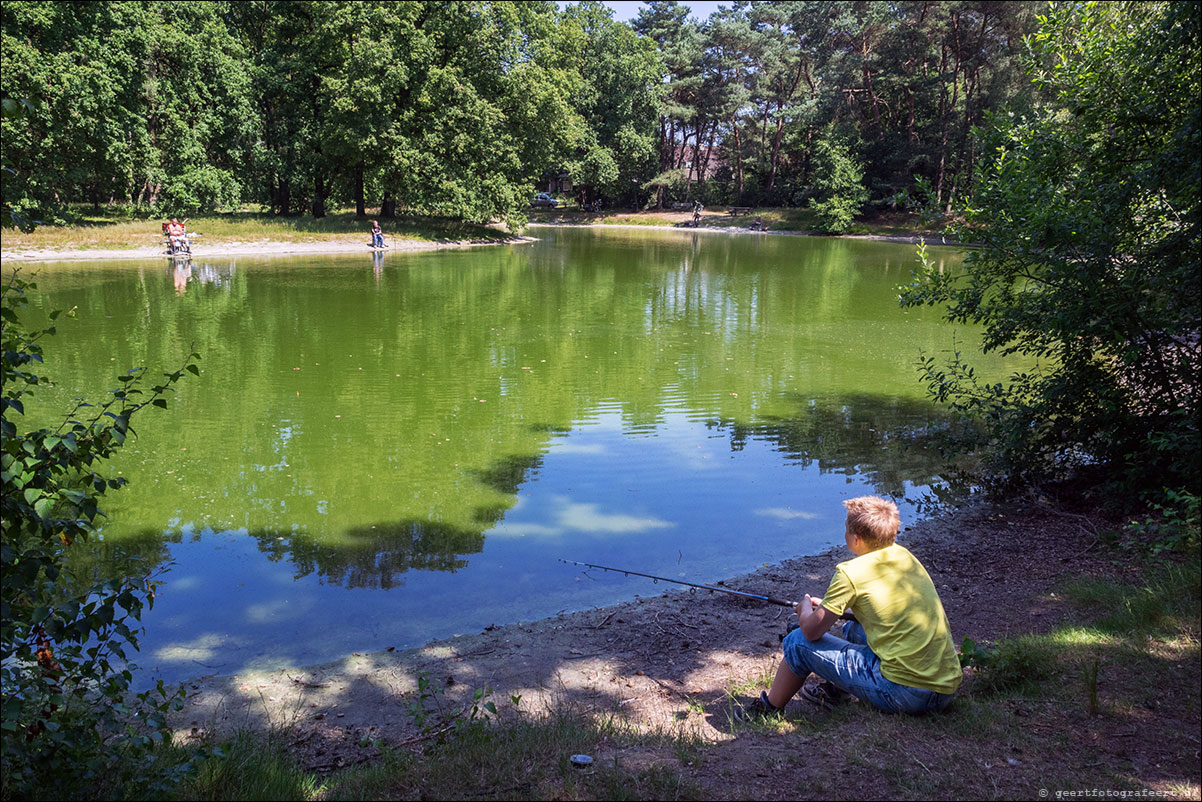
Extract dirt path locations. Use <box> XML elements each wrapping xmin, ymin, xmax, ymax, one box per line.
<box><xmin>525</xmin><ymin>215</ymin><xmax>970</xmax><ymax>246</ymax></box>
<box><xmin>168</xmin><ymin>499</ymin><xmax>1163</xmax><ymax>778</ymax></box>
<box><xmin>0</xmin><ymin>235</ymin><xmax>535</xmax><ymax>264</ymax></box>
<box><xmin>0</xmin><ymin>219</ymin><xmax>956</xmax><ymax>265</ymax></box>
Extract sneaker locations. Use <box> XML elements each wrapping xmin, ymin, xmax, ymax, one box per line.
<box><xmin>734</xmin><ymin>690</ymin><xmax>784</xmax><ymax>722</ymax></box>
<box><xmin>800</xmin><ymin>680</ymin><xmax>851</xmax><ymax>710</ymax></box>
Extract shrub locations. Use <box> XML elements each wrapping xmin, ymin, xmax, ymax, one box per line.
<box><xmin>1</xmin><ymin>271</ymin><xmax>202</xmax><ymax>799</ymax></box>
<box><xmin>807</xmin><ymin>126</ymin><xmax>869</xmax><ymax>234</ymax></box>
<box><xmin>900</xmin><ymin>3</ymin><xmax>1200</xmax><ymax>504</ymax></box>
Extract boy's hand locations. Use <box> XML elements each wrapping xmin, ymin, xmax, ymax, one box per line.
<box><xmin>795</xmin><ymin>594</ymin><xmax>822</xmax><ymax>625</ymax></box>
<box><xmin>797</xmin><ymin>594</ymin><xmax>837</xmax><ymax>641</ymax></box>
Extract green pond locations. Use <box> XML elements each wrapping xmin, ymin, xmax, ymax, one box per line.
<box><xmin>15</xmin><ymin>227</ymin><xmax>1011</xmax><ymax>687</ymax></box>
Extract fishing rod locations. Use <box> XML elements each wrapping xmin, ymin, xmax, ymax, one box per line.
<box><xmin>560</xmin><ymin>558</ymin><xmax>802</xmax><ymax>609</ymax></box>
<box><xmin>561</xmin><ymin>559</ymin><xmax>855</xmax><ymax>621</ymax></box>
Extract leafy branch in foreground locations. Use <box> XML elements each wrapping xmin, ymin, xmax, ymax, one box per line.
<box><xmin>900</xmin><ymin>2</ymin><xmax>1200</xmax><ymax>505</ymax></box>
<box><xmin>1</xmin><ymin>270</ymin><xmax>205</xmax><ymax>799</ymax></box>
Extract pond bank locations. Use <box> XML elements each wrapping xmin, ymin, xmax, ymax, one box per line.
<box><xmin>167</xmin><ymin>495</ymin><xmax>1199</xmax><ymax>800</ymax></box>
<box><xmin>0</xmin><ymin>235</ymin><xmax>535</xmax><ymax>264</ymax></box>
<box><xmin>1</xmin><ymin>215</ymin><xmax>963</xmax><ymax>264</ymax></box>
<box><xmin>527</xmin><ymin>220</ymin><xmax>966</xmax><ymax>246</ymax></box>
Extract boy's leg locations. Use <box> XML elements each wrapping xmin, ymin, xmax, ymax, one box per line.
<box><xmin>781</xmin><ymin>628</ymin><xmax>875</xmax><ymax>696</ymax></box>
<box><xmin>782</xmin><ymin>627</ymin><xmax>953</xmax><ymax>714</ymax></box>
<box><xmin>765</xmin><ymin>659</ymin><xmax>806</xmax><ymax>708</ymax></box>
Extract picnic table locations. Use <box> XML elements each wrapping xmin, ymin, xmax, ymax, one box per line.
<box><xmin>728</xmin><ymin>206</ymin><xmax>753</xmax><ymax>216</ymax></box>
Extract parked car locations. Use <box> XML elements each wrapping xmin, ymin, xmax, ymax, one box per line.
<box><xmin>531</xmin><ymin>192</ymin><xmax>558</xmax><ymax>208</ymax></box>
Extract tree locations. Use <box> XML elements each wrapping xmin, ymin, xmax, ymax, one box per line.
<box><xmin>562</xmin><ymin>1</ymin><xmax>662</xmax><ymax>206</ymax></box>
<box><xmin>635</xmin><ymin>1</ymin><xmax>703</xmax><ymax>206</ymax></box>
<box><xmin>1</xmin><ymin>1</ymin><xmax>152</xmax><ymax>217</ymax></box>
<box><xmin>901</xmin><ymin>1</ymin><xmax>1200</xmax><ymax>499</ymax></box>
<box><xmin>0</xmin><ymin>1</ymin><xmax>256</xmax><ymax>216</ymax></box>
<box><xmin>807</xmin><ymin>124</ymin><xmax>868</xmax><ymax>233</ymax></box>
<box><xmin>142</xmin><ymin>1</ymin><xmax>257</xmax><ymax>212</ymax></box>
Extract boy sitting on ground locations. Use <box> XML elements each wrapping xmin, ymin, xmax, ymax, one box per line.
<box><xmin>739</xmin><ymin>495</ymin><xmax>961</xmax><ymax>718</ymax></box>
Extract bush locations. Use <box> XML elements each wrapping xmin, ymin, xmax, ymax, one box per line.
<box><xmin>807</xmin><ymin>126</ymin><xmax>869</xmax><ymax>234</ymax></box>
<box><xmin>159</xmin><ymin>165</ymin><xmax>243</xmax><ymax>215</ymax></box>
<box><xmin>900</xmin><ymin>2</ymin><xmax>1200</xmax><ymax>504</ymax></box>
<box><xmin>1</xmin><ymin>272</ymin><xmax>203</xmax><ymax>799</ymax></box>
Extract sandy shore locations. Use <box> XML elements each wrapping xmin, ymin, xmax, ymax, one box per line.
<box><xmin>1</xmin><ymin>223</ymin><xmax>966</xmax><ymax>265</ymax></box>
<box><xmin>0</xmin><ymin>235</ymin><xmax>536</xmax><ymax>264</ymax></box>
<box><xmin>166</xmin><ymin>498</ymin><xmax>1129</xmax><ymax>772</ymax></box>
<box><xmin>527</xmin><ymin>220</ymin><xmax>959</xmax><ymax>245</ymax></box>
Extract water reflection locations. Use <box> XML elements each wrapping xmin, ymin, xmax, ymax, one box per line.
<box><xmin>728</xmin><ymin>393</ymin><xmax>950</xmax><ymax>497</ymax></box>
<box><xmin>69</xmin><ymin>395</ymin><xmax>945</xmax><ymax>593</ymax></box>
<box><xmin>15</xmin><ymin>229</ymin><xmax>1012</xmax><ymax>684</ymax></box>
<box><xmin>252</xmin><ymin>520</ymin><xmax>484</xmax><ymax>589</ymax></box>
<box><xmin>169</xmin><ymin>260</ymin><xmax>237</xmax><ymax>295</ymax></box>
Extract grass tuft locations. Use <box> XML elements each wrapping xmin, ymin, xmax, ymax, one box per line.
<box><xmin>181</xmin><ymin>730</ymin><xmax>326</xmax><ymax>801</ymax></box>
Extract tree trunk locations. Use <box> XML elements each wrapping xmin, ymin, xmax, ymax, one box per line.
<box><xmin>905</xmin><ymin>85</ymin><xmax>916</xmax><ymax>143</ymax></box>
<box><xmin>312</xmin><ymin>172</ymin><xmax>326</xmax><ymax>218</ymax></box>
<box><xmin>381</xmin><ymin>191</ymin><xmax>396</xmax><ymax>218</ymax></box>
<box><xmin>659</xmin><ymin>116</ymin><xmax>670</xmax><ymax>173</ymax></box>
<box><xmin>938</xmin><ymin>14</ymin><xmax>964</xmax><ymax>210</ymax></box>
<box><xmin>934</xmin><ymin>40</ymin><xmax>950</xmax><ymax>206</ymax></box>
<box><xmin>699</xmin><ymin>122</ymin><xmax>717</xmax><ymax>191</ymax></box>
<box><xmin>683</xmin><ymin>124</ymin><xmax>696</xmax><ymax>199</ymax></box>
<box><xmin>767</xmin><ymin>113</ymin><xmax>784</xmax><ymax>193</ymax></box>
<box><xmin>354</xmin><ymin>162</ymin><xmax>365</xmax><ymax>217</ymax></box>
<box><xmin>732</xmin><ymin>119</ymin><xmax>744</xmax><ymax>202</ymax></box>
<box><xmin>862</xmin><ymin>30</ymin><xmax>882</xmax><ymax>135</ymax></box>
<box><xmin>276</xmin><ymin>177</ymin><xmax>291</xmax><ymax>216</ymax></box>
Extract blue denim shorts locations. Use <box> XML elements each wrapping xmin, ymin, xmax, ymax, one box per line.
<box><xmin>782</xmin><ymin>621</ymin><xmax>955</xmax><ymax>714</ymax></box>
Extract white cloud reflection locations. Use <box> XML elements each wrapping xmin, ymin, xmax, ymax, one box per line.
<box><xmin>494</xmin><ymin>496</ymin><xmax>674</xmax><ymax>538</ymax></box>
<box><xmin>754</xmin><ymin>507</ymin><xmax>821</xmax><ymax>521</ymax></box>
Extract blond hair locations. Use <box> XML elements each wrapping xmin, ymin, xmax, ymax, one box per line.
<box><xmin>843</xmin><ymin>496</ymin><xmax>901</xmax><ymax>549</ymax></box>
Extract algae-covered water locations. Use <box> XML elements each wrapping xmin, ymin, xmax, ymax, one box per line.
<box><xmin>15</xmin><ymin>228</ymin><xmax>1011</xmax><ymax>687</ymax></box>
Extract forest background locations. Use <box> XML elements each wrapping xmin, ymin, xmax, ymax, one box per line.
<box><xmin>2</xmin><ymin>0</ymin><xmax>1042</xmax><ymax>228</ymax></box>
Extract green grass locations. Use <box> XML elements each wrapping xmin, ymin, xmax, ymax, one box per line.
<box><xmin>3</xmin><ymin>205</ymin><xmax>948</xmax><ymax>252</ymax></box>
<box><xmin>178</xmin><ymin>730</ymin><xmax>327</xmax><ymax>801</ymax></box>
<box><xmin>1061</xmin><ymin>562</ymin><xmax>1201</xmax><ymax>636</ymax></box>
<box><xmin>325</xmin><ymin>706</ymin><xmax>704</xmax><ymax>801</ymax></box>
<box><xmin>0</xmin><ymin>208</ymin><xmax>507</xmax><ymax>251</ymax></box>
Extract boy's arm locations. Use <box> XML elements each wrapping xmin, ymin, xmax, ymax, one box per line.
<box><xmin>797</xmin><ymin>594</ymin><xmax>839</xmax><ymax>641</ymax></box>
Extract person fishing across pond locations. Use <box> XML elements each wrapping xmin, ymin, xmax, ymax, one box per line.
<box><xmin>370</xmin><ymin>220</ymin><xmax>384</xmax><ymax>249</ymax></box>
<box><xmin>736</xmin><ymin>495</ymin><xmax>962</xmax><ymax>719</ymax></box>
<box><xmin>692</xmin><ymin>200</ymin><xmax>703</xmax><ymax>227</ymax></box>
<box><xmin>165</xmin><ymin>217</ymin><xmax>190</xmax><ymax>253</ymax></box>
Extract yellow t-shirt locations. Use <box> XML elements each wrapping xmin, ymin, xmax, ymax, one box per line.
<box><xmin>821</xmin><ymin>543</ymin><xmax>962</xmax><ymax>694</ymax></box>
